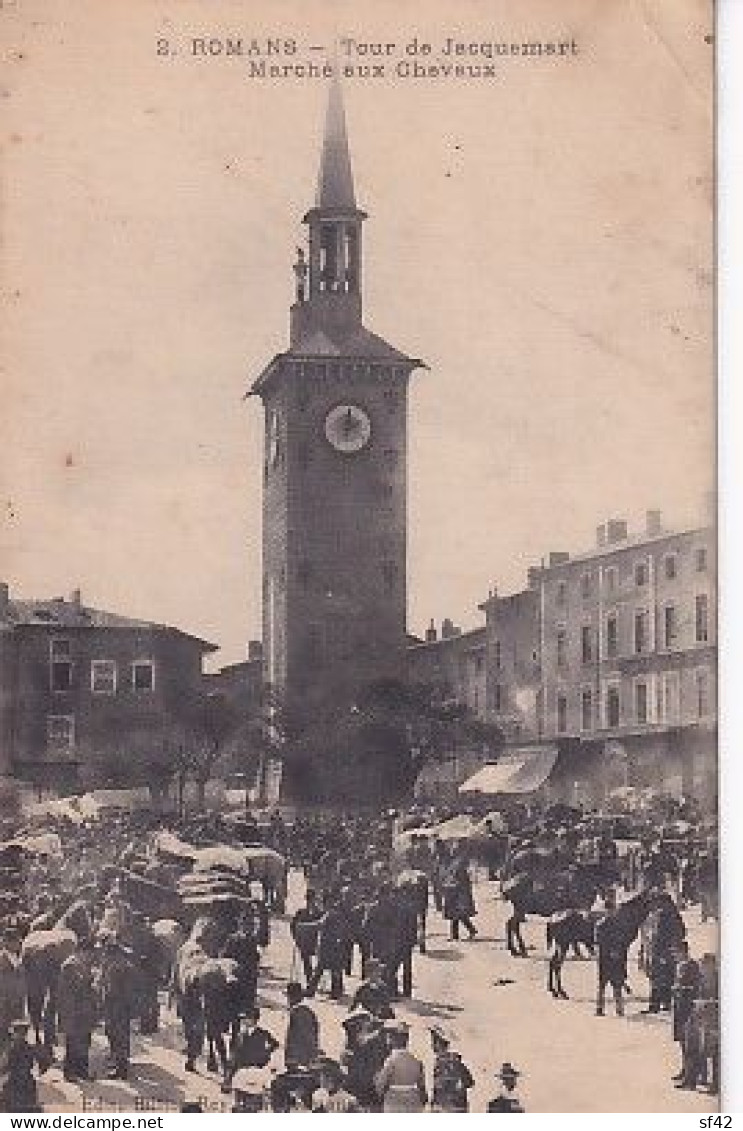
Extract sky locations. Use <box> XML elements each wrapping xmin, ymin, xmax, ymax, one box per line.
<box><xmin>1</xmin><ymin>0</ymin><xmax>714</xmax><ymax>667</ymax></box>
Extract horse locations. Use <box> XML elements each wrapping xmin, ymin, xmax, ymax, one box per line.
<box><xmin>174</xmin><ymin>918</ymin><xmax>241</xmax><ymax>1081</ymax></box>
<box><xmin>20</xmin><ymin>926</ymin><xmax>77</xmax><ymax>1047</ymax></box>
<box><xmin>594</xmin><ymin>890</ymin><xmax>657</xmax><ymax>1016</ymax></box>
<box><xmin>546</xmin><ymin>910</ymin><xmax>596</xmax><ymax>999</ymax></box>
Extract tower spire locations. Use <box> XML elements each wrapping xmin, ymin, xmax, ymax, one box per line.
<box><xmin>315</xmin><ymin>74</ymin><xmax>357</xmax><ymax>213</ymax></box>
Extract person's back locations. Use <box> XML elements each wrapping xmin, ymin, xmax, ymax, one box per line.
<box><xmin>285</xmin><ymin>1001</ymin><xmax>319</xmax><ymax>1069</ymax></box>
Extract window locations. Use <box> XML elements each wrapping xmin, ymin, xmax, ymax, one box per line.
<box><xmin>474</xmin><ymin>654</ymin><xmax>484</xmax><ymax>674</ymax></box>
<box><xmin>556</xmin><ymin>627</ymin><xmax>568</xmax><ymax>669</ymax></box>
<box><xmin>557</xmin><ymin>694</ymin><xmax>568</xmax><ymax>734</ymax></box>
<box><xmin>580</xmin><ymin>572</ymin><xmax>591</xmax><ymax>599</ymax></box>
<box><xmin>695</xmin><ymin>668</ymin><xmax>711</xmax><ymax>718</ymax></box>
<box><xmin>606</xmin><ymin>684</ymin><xmax>621</xmax><ymax>728</ymax></box>
<box><xmin>492</xmin><ymin>683</ymin><xmax>502</xmax><ymax>712</ymax></box>
<box><xmin>46</xmin><ymin>714</ymin><xmax>75</xmax><ymax>751</ymax></box>
<box><xmin>663</xmin><ymin>604</ymin><xmax>678</xmax><ymax>649</ymax></box>
<box><xmin>634</xmin><ymin>559</ymin><xmax>648</xmax><ymax>587</ymax></box>
<box><xmin>635</xmin><ymin>680</ymin><xmax>649</xmax><ymax>725</ymax></box>
<box><xmin>606</xmin><ymin>612</ymin><xmax>619</xmax><ymax>658</ymax></box>
<box><xmin>556</xmin><ymin>581</ymin><xmax>567</xmax><ymax>606</ymax></box>
<box><xmin>91</xmin><ymin>660</ymin><xmax>116</xmax><ymax>695</ymax></box>
<box><xmin>581</xmin><ymin>688</ymin><xmax>593</xmax><ymax>732</ymax></box>
<box><xmin>695</xmin><ymin>547</ymin><xmax>708</xmax><ymax>573</ymax></box>
<box><xmin>581</xmin><ymin>624</ymin><xmax>594</xmax><ymax>665</ymax></box>
<box><xmin>660</xmin><ymin>671</ymin><xmax>680</xmax><ymax>724</ymax></box>
<box><xmin>605</xmin><ymin>567</ymin><xmax>618</xmax><ymax>594</ymax></box>
<box><xmin>494</xmin><ymin>640</ymin><xmax>502</xmax><ymax>670</ymax></box>
<box><xmin>50</xmin><ymin>638</ymin><xmax>73</xmax><ymax>692</ymax></box>
<box><xmin>634</xmin><ymin>609</ymin><xmax>649</xmax><ymax>655</ymax></box>
<box><xmin>664</xmin><ymin>554</ymin><xmax>678</xmax><ymax>580</ymax></box>
<box><xmin>695</xmin><ymin>594</ymin><xmax>709</xmax><ymax>643</ymax></box>
<box><xmin>132</xmin><ymin>661</ymin><xmax>155</xmax><ymax>692</ymax></box>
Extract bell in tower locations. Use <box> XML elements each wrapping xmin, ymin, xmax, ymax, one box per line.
<box><xmin>291</xmin><ymin>76</ymin><xmax>368</xmax><ymax>345</ymax></box>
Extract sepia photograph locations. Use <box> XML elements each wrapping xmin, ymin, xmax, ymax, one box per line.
<box><xmin>0</xmin><ymin>0</ymin><xmax>718</xmax><ymax>1114</ymax></box>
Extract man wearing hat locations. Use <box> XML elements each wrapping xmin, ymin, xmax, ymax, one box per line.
<box><xmin>374</xmin><ymin>1020</ymin><xmax>428</xmax><ymax>1113</ymax></box>
<box><xmin>98</xmin><ymin>935</ymin><xmax>135</xmax><ymax>1080</ymax></box>
<box><xmin>487</xmin><ymin>1062</ymin><xmax>525</xmax><ymax>1112</ymax></box>
<box><xmin>430</xmin><ymin>1026</ymin><xmax>474</xmax><ymax>1112</ymax></box>
<box><xmin>1</xmin><ymin>1020</ymin><xmax>40</xmax><ymax>1113</ymax></box>
<box><xmin>341</xmin><ymin>1008</ymin><xmax>387</xmax><ymax>1111</ymax></box>
<box><xmin>310</xmin><ymin>1055</ymin><xmax>359</xmax><ymax>1113</ymax></box>
<box><xmin>349</xmin><ymin>958</ymin><xmax>394</xmax><ymax>1020</ymax></box>
<box><xmin>0</xmin><ymin>926</ymin><xmax>26</xmax><ymax>1066</ymax></box>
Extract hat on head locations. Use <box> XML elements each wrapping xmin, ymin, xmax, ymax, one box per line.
<box><xmin>498</xmin><ymin>1061</ymin><xmax>521</xmax><ymax>1081</ymax></box>
<box><xmin>342</xmin><ymin>1006</ymin><xmax>375</xmax><ymax>1031</ymax></box>
<box><xmin>430</xmin><ymin>1024</ymin><xmax>451</xmax><ymax>1046</ymax></box>
<box><xmin>384</xmin><ymin>1018</ymin><xmax>409</xmax><ymax>1035</ymax></box>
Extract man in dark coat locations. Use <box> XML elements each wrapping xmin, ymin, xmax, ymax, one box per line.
<box><xmin>290</xmin><ymin>891</ymin><xmax>323</xmax><ymax>987</ymax></box>
<box><xmin>306</xmin><ymin>903</ymin><xmax>349</xmax><ymax>1000</ymax></box>
<box><xmin>671</xmin><ymin>941</ymin><xmax>701</xmax><ymax>1083</ymax></box>
<box><xmin>98</xmin><ymin>937</ymin><xmax>135</xmax><ymax>1080</ymax></box>
<box><xmin>221</xmin><ymin>914</ymin><xmax>261</xmax><ymax>1037</ymax></box>
<box><xmin>57</xmin><ymin>937</ymin><xmax>98</xmax><ymax>1081</ymax></box>
<box><xmin>648</xmin><ymin>892</ymin><xmax>686</xmax><ymax>1013</ymax></box>
<box><xmin>443</xmin><ymin>858</ymin><xmax>477</xmax><ymax>941</ymax></box>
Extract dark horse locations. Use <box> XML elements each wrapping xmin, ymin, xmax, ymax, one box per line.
<box><xmin>546</xmin><ymin>910</ymin><xmax>596</xmax><ymax>999</ymax></box>
<box><xmin>595</xmin><ymin>890</ymin><xmax>657</xmax><ymax>1017</ymax></box>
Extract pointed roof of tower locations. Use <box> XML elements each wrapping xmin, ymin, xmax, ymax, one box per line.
<box><xmin>315</xmin><ymin>75</ymin><xmax>357</xmax><ymax>212</ymax></box>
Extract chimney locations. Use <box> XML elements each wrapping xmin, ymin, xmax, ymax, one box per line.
<box><xmin>645</xmin><ymin>509</ymin><xmax>662</xmax><ymax>537</ymax></box>
<box><xmin>425</xmin><ymin>619</ymin><xmax>437</xmax><ymax>643</ymax></box>
<box><xmin>596</xmin><ymin>524</ymin><xmax>607</xmax><ymax>548</ymax></box>
<box><xmin>527</xmin><ymin>566</ymin><xmax>541</xmax><ymax>589</ymax></box>
<box><xmin>0</xmin><ymin>582</ymin><xmax>9</xmax><ymax>619</ymax></box>
<box><xmin>549</xmin><ymin>551</ymin><xmax>570</xmax><ymax>567</ymax></box>
<box><xmin>70</xmin><ymin>588</ymin><xmax>82</xmax><ymax>609</ymax></box>
<box><xmin>606</xmin><ymin>518</ymin><xmax>628</xmax><ymax>545</ymax></box>
<box><xmin>247</xmin><ymin>640</ymin><xmax>263</xmax><ymax>662</ymax></box>
<box><xmin>441</xmin><ymin>618</ymin><xmax>461</xmax><ymax>639</ymax></box>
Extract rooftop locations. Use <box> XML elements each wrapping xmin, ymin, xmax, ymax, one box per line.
<box><xmin>0</xmin><ymin>587</ymin><xmax>217</xmax><ymax>652</ymax></box>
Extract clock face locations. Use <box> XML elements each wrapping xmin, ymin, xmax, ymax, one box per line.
<box><xmin>267</xmin><ymin>411</ymin><xmax>280</xmax><ymax>467</ymax></box>
<box><xmin>324</xmin><ymin>403</ymin><xmax>372</xmax><ymax>453</ymax></box>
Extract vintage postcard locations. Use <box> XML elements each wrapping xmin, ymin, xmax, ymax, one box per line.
<box><xmin>0</xmin><ymin>0</ymin><xmax>717</xmax><ymax>1114</ymax></box>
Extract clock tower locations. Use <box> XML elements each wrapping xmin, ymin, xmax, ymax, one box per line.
<box><xmin>249</xmin><ymin>80</ymin><xmax>423</xmax><ymax>795</ymax></box>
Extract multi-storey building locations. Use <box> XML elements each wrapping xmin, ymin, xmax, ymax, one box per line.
<box><xmin>406</xmin><ymin>619</ymin><xmax>487</xmax><ymax>719</ymax></box>
<box><xmin>0</xmin><ymin>583</ymin><xmax>216</xmax><ymax>794</ymax></box>
<box><xmin>480</xmin><ymin>510</ymin><xmax>716</xmax><ymax>803</ymax></box>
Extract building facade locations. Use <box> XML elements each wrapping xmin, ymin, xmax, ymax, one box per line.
<box><xmin>249</xmin><ymin>81</ymin><xmax>423</xmax><ymax>763</ymax></box>
<box><xmin>480</xmin><ymin>511</ymin><xmax>717</xmax><ymax>803</ymax></box>
<box><xmin>0</xmin><ymin>584</ymin><xmax>216</xmax><ymax>794</ymax></box>
<box><xmin>406</xmin><ymin>619</ymin><xmax>487</xmax><ymax>720</ymax></box>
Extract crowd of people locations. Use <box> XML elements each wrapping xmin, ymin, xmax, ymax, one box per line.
<box><xmin>0</xmin><ymin>795</ymin><xmax>719</xmax><ymax>1112</ymax></box>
